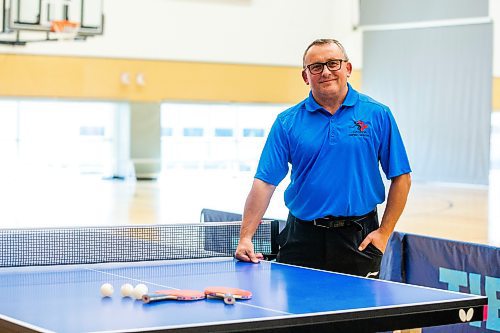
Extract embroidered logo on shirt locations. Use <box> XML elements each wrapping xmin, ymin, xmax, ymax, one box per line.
<box><xmin>350</xmin><ymin>120</ymin><xmax>370</xmax><ymax>137</ymax></box>
<box><xmin>354</xmin><ymin>120</ymin><xmax>368</xmax><ymax>131</ymax></box>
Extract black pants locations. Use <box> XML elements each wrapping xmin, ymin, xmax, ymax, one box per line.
<box><xmin>276</xmin><ymin>212</ymin><xmax>383</xmax><ymax>278</ymax></box>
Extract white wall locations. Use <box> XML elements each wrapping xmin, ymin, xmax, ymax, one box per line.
<box><xmin>491</xmin><ymin>0</ymin><xmax>500</xmax><ymax>76</ymax></box>
<box><xmin>0</xmin><ymin>0</ymin><xmax>362</xmax><ymax>68</ymax></box>
<box><xmin>0</xmin><ymin>0</ymin><xmax>498</xmax><ymax>74</ymax></box>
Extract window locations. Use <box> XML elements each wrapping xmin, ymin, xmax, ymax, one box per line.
<box><xmin>0</xmin><ymin>102</ymin><xmax>19</xmax><ymax>164</ymax></box>
<box><xmin>161</xmin><ymin>128</ymin><xmax>173</xmax><ymax>136</ymax></box>
<box><xmin>243</xmin><ymin>128</ymin><xmax>264</xmax><ymax>137</ymax></box>
<box><xmin>161</xmin><ymin>102</ymin><xmax>288</xmax><ymax>173</ymax></box>
<box><xmin>183</xmin><ymin>128</ymin><xmax>204</xmax><ymax>137</ymax></box>
<box><xmin>215</xmin><ymin>128</ymin><xmax>233</xmax><ymax>137</ymax></box>
<box><xmin>0</xmin><ymin>99</ymin><xmax>116</xmax><ymax>175</ymax></box>
<box><xmin>80</xmin><ymin>126</ymin><xmax>105</xmax><ymax>136</ymax></box>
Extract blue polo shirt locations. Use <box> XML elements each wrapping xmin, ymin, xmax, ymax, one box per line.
<box><xmin>255</xmin><ymin>83</ymin><xmax>411</xmax><ymax>220</ymax></box>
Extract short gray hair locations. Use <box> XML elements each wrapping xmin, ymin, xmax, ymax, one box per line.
<box><xmin>302</xmin><ymin>39</ymin><xmax>349</xmax><ymax>68</ymax></box>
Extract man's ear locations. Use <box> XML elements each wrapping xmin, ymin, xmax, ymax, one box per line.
<box><xmin>302</xmin><ymin>70</ymin><xmax>309</xmax><ymax>85</ymax></box>
<box><xmin>346</xmin><ymin>62</ymin><xmax>353</xmax><ymax>78</ymax></box>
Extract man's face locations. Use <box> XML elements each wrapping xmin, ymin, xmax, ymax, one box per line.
<box><xmin>302</xmin><ymin>43</ymin><xmax>352</xmax><ymax>99</ymax></box>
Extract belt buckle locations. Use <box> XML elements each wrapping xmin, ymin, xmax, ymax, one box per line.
<box><xmin>312</xmin><ymin>219</ymin><xmax>329</xmax><ymax>229</ymax></box>
<box><xmin>313</xmin><ymin>218</ymin><xmax>351</xmax><ymax>229</ymax></box>
<box><xmin>335</xmin><ymin>220</ymin><xmax>347</xmax><ymax>228</ymax></box>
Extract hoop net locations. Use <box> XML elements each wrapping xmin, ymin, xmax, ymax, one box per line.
<box><xmin>50</xmin><ymin>20</ymin><xmax>80</xmax><ymax>40</ymax></box>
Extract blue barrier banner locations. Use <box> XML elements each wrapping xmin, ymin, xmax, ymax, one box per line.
<box><xmin>200</xmin><ymin>208</ymin><xmax>242</xmax><ymax>222</ymax></box>
<box><xmin>380</xmin><ymin>231</ymin><xmax>406</xmax><ymax>282</ymax></box>
<box><xmin>400</xmin><ymin>233</ymin><xmax>499</xmax><ymax>332</ymax></box>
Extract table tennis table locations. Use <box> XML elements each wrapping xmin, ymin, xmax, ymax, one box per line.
<box><xmin>0</xmin><ymin>257</ymin><xmax>487</xmax><ymax>333</ymax></box>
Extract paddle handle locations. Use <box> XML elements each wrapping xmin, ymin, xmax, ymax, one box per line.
<box><xmin>142</xmin><ymin>293</ymin><xmax>176</xmax><ymax>303</ymax></box>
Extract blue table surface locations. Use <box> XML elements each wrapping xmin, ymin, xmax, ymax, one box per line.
<box><xmin>0</xmin><ymin>258</ymin><xmax>484</xmax><ymax>333</ymax></box>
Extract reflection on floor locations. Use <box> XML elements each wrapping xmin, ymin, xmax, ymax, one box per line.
<box><xmin>0</xmin><ymin>168</ymin><xmax>498</xmax><ymax>247</ymax></box>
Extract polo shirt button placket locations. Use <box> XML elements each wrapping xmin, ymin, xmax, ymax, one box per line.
<box><xmin>329</xmin><ymin>121</ymin><xmax>335</xmax><ymax>144</ymax></box>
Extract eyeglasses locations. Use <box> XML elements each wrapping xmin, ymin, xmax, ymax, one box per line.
<box><xmin>305</xmin><ymin>59</ymin><xmax>348</xmax><ymax>75</ymax></box>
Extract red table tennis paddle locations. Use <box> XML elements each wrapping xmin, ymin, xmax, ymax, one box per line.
<box><xmin>204</xmin><ymin>286</ymin><xmax>252</xmax><ymax>305</ymax></box>
<box><xmin>142</xmin><ymin>289</ymin><xmax>205</xmax><ymax>303</ymax></box>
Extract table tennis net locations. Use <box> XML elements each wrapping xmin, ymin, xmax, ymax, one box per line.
<box><xmin>0</xmin><ymin>221</ymin><xmax>279</xmax><ymax>267</ymax></box>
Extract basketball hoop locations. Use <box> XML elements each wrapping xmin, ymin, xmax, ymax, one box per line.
<box><xmin>50</xmin><ymin>20</ymin><xmax>80</xmax><ymax>41</ymax></box>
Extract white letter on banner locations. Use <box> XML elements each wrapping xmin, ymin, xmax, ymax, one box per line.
<box><xmin>485</xmin><ymin>276</ymin><xmax>500</xmax><ymax>331</ymax></box>
<box><xmin>469</xmin><ymin>273</ymin><xmax>481</xmax><ymax>328</ymax></box>
<box><xmin>439</xmin><ymin>267</ymin><xmax>468</xmax><ymax>292</ymax></box>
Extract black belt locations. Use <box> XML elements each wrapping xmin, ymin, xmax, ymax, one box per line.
<box><xmin>292</xmin><ymin>209</ymin><xmax>377</xmax><ymax>231</ymax></box>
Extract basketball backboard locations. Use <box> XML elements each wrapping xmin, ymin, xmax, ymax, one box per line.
<box><xmin>1</xmin><ymin>0</ymin><xmax>104</xmax><ymax>45</ymax></box>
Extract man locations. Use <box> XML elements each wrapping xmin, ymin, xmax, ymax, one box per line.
<box><xmin>234</xmin><ymin>39</ymin><xmax>411</xmax><ymax>277</ymax></box>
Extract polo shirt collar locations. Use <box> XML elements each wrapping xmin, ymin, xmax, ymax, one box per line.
<box><xmin>304</xmin><ymin>83</ymin><xmax>359</xmax><ymax>112</ymax></box>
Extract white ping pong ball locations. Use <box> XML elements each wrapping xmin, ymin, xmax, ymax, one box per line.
<box><xmin>100</xmin><ymin>283</ymin><xmax>114</xmax><ymax>297</ymax></box>
<box><xmin>133</xmin><ymin>284</ymin><xmax>149</xmax><ymax>300</ymax></box>
<box><xmin>120</xmin><ymin>283</ymin><xmax>134</xmax><ymax>297</ymax></box>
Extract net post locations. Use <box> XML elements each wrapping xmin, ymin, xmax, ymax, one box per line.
<box><xmin>270</xmin><ymin>220</ymin><xmax>280</xmax><ymax>257</ymax></box>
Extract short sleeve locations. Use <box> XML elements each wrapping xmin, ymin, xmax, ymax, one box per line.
<box><xmin>254</xmin><ymin>117</ymin><xmax>290</xmax><ymax>186</ymax></box>
<box><xmin>378</xmin><ymin>109</ymin><xmax>412</xmax><ymax>179</ymax></box>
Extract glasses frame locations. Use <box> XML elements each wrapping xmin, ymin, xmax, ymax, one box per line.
<box><xmin>305</xmin><ymin>59</ymin><xmax>349</xmax><ymax>75</ymax></box>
